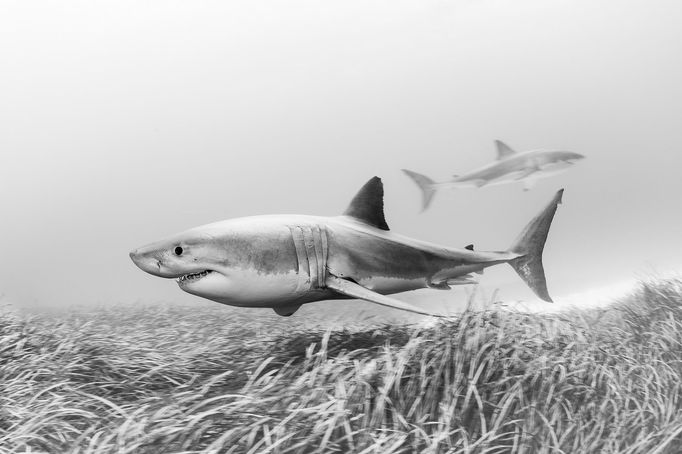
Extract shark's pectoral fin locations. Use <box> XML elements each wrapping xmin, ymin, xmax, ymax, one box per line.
<box><xmin>273</xmin><ymin>304</ymin><xmax>302</xmax><ymax>317</ymax></box>
<box><xmin>515</xmin><ymin>166</ymin><xmax>538</xmax><ymax>181</ymax></box>
<box><xmin>325</xmin><ymin>274</ymin><xmax>443</xmax><ymax>317</ymax></box>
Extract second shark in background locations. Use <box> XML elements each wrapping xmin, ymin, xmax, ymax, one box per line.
<box><xmin>403</xmin><ymin>140</ymin><xmax>584</xmax><ymax>211</ymax></box>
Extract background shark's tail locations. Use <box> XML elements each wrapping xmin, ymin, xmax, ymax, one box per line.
<box><xmin>508</xmin><ymin>189</ymin><xmax>564</xmax><ymax>302</ymax></box>
<box><xmin>402</xmin><ymin>169</ymin><xmax>437</xmax><ymax>211</ymax></box>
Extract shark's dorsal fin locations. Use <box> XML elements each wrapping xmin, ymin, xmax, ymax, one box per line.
<box><xmin>464</xmin><ymin>244</ymin><xmax>474</xmax><ymax>251</ymax></box>
<box><xmin>495</xmin><ymin>140</ymin><xmax>516</xmax><ymax>160</ymax></box>
<box><xmin>343</xmin><ymin>176</ymin><xmax>390</xmax><ymax>231</ymax></box>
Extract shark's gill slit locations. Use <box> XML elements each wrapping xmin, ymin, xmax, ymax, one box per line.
<box><xmin>290</xmin><ymin>226</ymin><xmax>310</xmax><ymax>292</ymax></box>
<box><xmin>289</xmin><ymin>225</ymin><xmax>328</xmax><ymax>291</ymax></box>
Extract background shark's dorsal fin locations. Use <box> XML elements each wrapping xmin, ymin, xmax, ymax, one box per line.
<box><xmin>343</xmin><ymin>176</ymin><xmax>390</xmax><ymax>231</ymax></box>
<box><xmin>495</xmin><ymin>140</ymin><xmax>516</xmax><ymax>160</ymax></box>
<box><xmin>464</xmin><ymin>244</ymin><xmax>474</xmax><ymax>251</ymax></box>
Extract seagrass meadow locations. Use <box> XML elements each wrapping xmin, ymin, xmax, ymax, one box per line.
<box><xmin>2</xmin><ymin>278</ymin><xmax>682</xmax><ymax>453</ymax></box>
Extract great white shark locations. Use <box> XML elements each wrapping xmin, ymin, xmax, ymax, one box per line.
<box><xmin>130</xmin><ymin>177</ymin><xmax>564</xmax><ymax>317</ymax></box>
<box><xmin>403</xmin><ymin>140</ymin><xmax>584</xmax><ymax>211</ymax></box>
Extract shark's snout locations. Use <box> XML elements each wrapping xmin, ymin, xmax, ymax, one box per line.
<box><xmin>129</xmin><ymin>247</ymin><xmax>172</xmax><ymax>277</ymax></box>
<box><xmin>129</xmin><ymin>248</ymin><xmax>151</xmax><ymax>271</ymax></box>
<box><xmin>566</xmin><ymin>152</ymin><xmax>586</xmax><ymax>162</ymax></box>
<box><xmin>129</xmin><ymin>249</ymin><xmax>148</xmax><ymax>268</ymax></box>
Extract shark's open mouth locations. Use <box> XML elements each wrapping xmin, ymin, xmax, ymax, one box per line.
<box><xmin>178</xmin><ymin>270</ymin><xmax>214</xmax><ymax>283</ymax></box>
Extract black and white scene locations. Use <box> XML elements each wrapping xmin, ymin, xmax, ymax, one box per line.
<box><xmin>2</xmin><ymin>1</ymin><xmax>682</xmax><ymax>452</ymax></box>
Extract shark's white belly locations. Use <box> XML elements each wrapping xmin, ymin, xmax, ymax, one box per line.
<box><xmin>182</xmin><ymin>268</ymin><xmax>303</xmax><ymax>307</ymax></box>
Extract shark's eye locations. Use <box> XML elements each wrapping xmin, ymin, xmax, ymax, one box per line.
<box><xmin>174</xmin><ymin>246</ymin><xmax>183</xmax><ymax>256</ymax></box>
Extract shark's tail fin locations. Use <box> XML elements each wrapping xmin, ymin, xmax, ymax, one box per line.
<box><xmin>508</xmin><ymin>189</ymin><xmax>564</xmax><ymax>302</ymax></box>
<box><xmin>402</xmin><ymin>169</ymin><xmax>437</xmax><ymax>211</ymax></box>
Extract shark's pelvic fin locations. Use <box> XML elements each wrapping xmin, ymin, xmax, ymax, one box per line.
<box><xmin>508</xmin><ymin>189</ymin><xmax>564</xmax><ymax>302</ymax></box>
<box><xmin>343</xmin><ymin>176</ymin><xmax>390</xmax><ymax>231</ymax></box>
<box><xmin>495</xmin><ymin>140</ymin><xmax>517</xmax><ymax>160</ymax></box>
<box><xmin>325</xmin><ymin>274</ymin><xmax>443</xmax><ymax>317</ymax></box>
<box><xmin>401</xmin><ymin>169</ymin><xmax>437</xmax><ymax>211</ymax></box>
<box><xmin>273</xmin><ymin>304</ymin><xmax>302</xmax><ymax>317</ymax></box>
<box><xmin>522</xmin><ymin>178</ymin><xmax>537</xmax><ymax>191</ymax></box>
<box><xmin>427</xmin><ymin>280</ymin><xmax>451</xmax><ymax>290</ymax></box>
<box><xmin>447</xmin><ymin>274</ymin><xmax>479</xmax><ymax>285</ymax></box>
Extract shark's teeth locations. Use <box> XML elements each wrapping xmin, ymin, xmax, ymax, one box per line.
<box><xmin>178</xmin><ymin>270</ymin><xmax>213</xmax><ymax>283</ymax></box>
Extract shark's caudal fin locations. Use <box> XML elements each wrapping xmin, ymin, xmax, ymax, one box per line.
<box><xmin>508</xmin><ymin>189</ymin><xmax>564</xmax><ymax>302</ymax></box>
<box><xmin>401</xmin><ymin>169</ymin><xmax>437</xmax><ymax>211</ymax></box>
